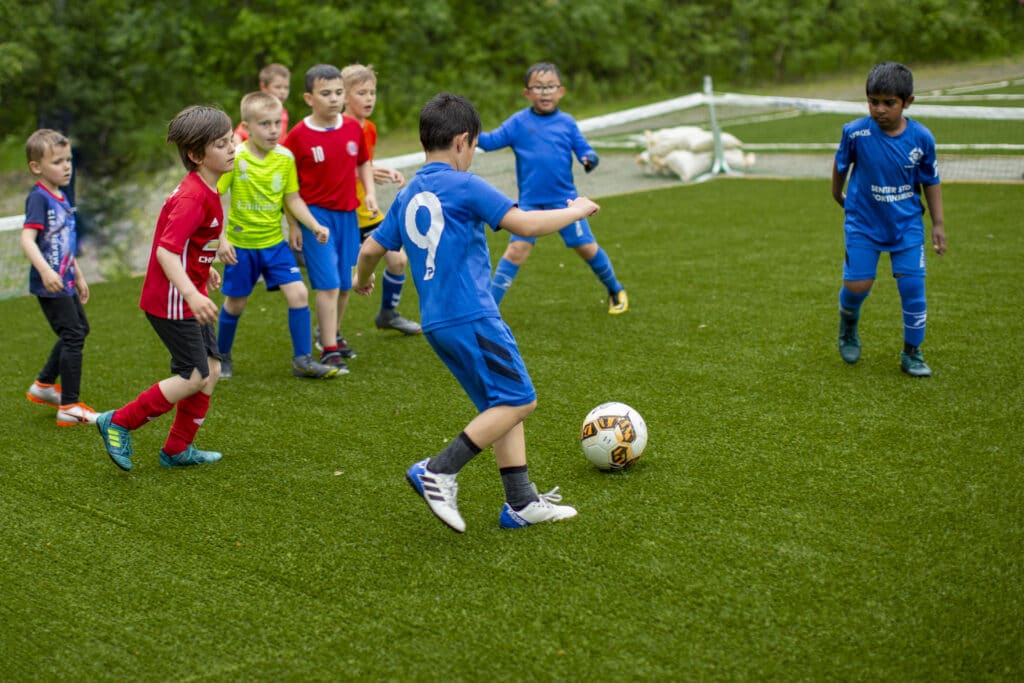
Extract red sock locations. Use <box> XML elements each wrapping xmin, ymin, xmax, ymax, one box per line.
<box><xmin>113</xmin><ymin>384</ymin><xmax>174</xmax><ymax>430</ymax></box>
<box><xmin>163</xmin><ymin>392</ymin><xmax>211</xmax><ymax>456</ymax></box>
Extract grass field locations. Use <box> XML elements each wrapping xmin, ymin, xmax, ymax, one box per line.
<box><xmin>2</xmin><ymin>179</ymin><xmax>1022</xmax><ymax>681</ymax></box>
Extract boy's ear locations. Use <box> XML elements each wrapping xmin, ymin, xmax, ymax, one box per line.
<box><xmin>27</xmin><ymin>160</ymin><xmax>42</xmax><ymax>176</ymax></box>
<box><xmin>904</xmin><ymin>94</ymin><xmax>915</xmax><ymax>108</ymax></box>
<box><xmin>303</xmin><ymin>92</ymin><xmax>314</xmax><ymax>107</ymax></box>
<box><xmin>186</xmin><ymin>149</ymin><xmax>205</xmax><ymax>166</ymax></box>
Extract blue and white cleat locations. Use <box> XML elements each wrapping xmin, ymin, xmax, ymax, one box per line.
<box><xmin>499</xmin><ymin>485</ymin><xmax>577</xmax><ymax>529</ymax></box>
<box><xmin>406</xmin><ymin>458</ymin><xmax>465</xmax><ymax>533</ymax></box>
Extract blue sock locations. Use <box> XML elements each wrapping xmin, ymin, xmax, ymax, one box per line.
<box><xmin>381</xmin><ymin>271</ymin><xmax>405</xmax><ymax>311</ymax></box>
<box><xmin>896</xmin><ymin>275</ymin><xmax>927</xmax><ymax>348</ymax></box>
<box><xmin>217</xmin><ymin>308</ymin><xmax>240</xmax><ymax>355</ymax></box>
<box><xmin>838</xmin><ymin>286</ymin><xmax>869</xmax><ymax>321</ymax></box>
<box><xmin>586</xmin><ymin>247</ymin><xmax>622</xmax><ymax>294</ymax></box>
<box><xmin>491</xmin><ymin>258</ymin><xmax>520</xmax><ymax>305</ymax></box>
<box><xmin>288</xmin><ymin>306</ymin><xmax>313</xmax><ymax>357</ymax></box>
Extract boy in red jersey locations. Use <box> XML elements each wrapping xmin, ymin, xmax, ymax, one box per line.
<box><xmin>341</xmin><ymin>63</ymin><xmax>420</xmax><ymax>336</ymax></box>
<box><xmin>233</xmin><ymin>63</ymin><xmax>292</xmax><ymax>144</ymax></box>
<box><xmin>96</xmin><ymin>106</ymin><xmax>235</xmax><ymax>471</ymax></box>
<box><xmin>285</xmin><ymin>64</ymin><xmax>376</xmax><ymax>372</ymax></box>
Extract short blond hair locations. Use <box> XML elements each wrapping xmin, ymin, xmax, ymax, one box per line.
<box><xmin>341</xmin><ymin>63</ymin><xmax>377</xmax><ymax>90</ymax></box>
<box><xmin>26</xmin><ymin>129</ymin><xmax>69</xmax><ymax>164</ymax></box>
<box><xmin>259</xmin><ymin>63</ymin><xmax>290</xmax><ymax>85</ymax></box>
<box><xmin>240</xmin><ymin>91</ymin><xmax>282</xmax><ymax>122</ymax></box>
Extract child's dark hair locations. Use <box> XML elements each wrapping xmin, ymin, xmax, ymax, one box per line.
<box><xmin>305</xmin><ymin>64</ymin><xmax>342</xmax><ymax>92</ymax></box>
<box><xmin>524</xmin><ymin>61</ymin><xmax>562</xmax><ymax>87</ymax></box>
<box><xmin>166</xmin><ymin>105</ymin><xmax>232</xmax><ymax>172</ymax></box>
<box><xmin>419</xmin><ymin>93</ymin><xmax>481</xmax><ymax>152</ymax></box>
<box><xmin>26</xmin><ymin>129</ymin><xmax>69</xmax><ymax>163</ymax></box>
<box><xmin>866</xmin><ymin>62</ymin><xmax>914</xmax><ymax>101</ymax></box>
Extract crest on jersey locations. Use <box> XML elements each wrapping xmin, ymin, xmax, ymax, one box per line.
<box><xmin>908</xmin><ymin>147</ymin><xmax>924</xmax><ymax>165</ymax></box>
<box><xmin>346</xmin><ymin>140</ymin><xmax>359</xmax><ymax>156</ymax></box>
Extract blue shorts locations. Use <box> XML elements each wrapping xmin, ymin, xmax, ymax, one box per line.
<box><xmin>425</xmin><ymin>317</ymin><xmax>536</xmax><ymax>412</ymax></box>
<box><xmin>301</xmin><ymin>206</ymin><xmax>360</xmax><ymax>291</ymax></box>
<box><xmin>222</xmin><ymin>242</ymin><xmax>303</xmax><ymax>297</ymax></box>
<box><xmin>510</xmin><ymin>202</ymin><xmax>594</xmax><ymax>247</ymax></box>
<box><xmin>843</xmin><ymin>243</ymin><xmax>926</xmax><ymax>280</ymax></box>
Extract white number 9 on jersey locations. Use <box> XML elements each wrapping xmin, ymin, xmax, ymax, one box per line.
<box><xmin>404</xmin><ymin>191</ymin><xmax>444</xmax><ymax>280</ymax></box>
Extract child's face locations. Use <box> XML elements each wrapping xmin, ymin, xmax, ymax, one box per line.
<box><xmin>344</xmin><ymin>79</ymin><xmax>377</xmax><ymax>122</ymax></box>
<box><xmin>867</xmin><ymin>92</ymin><xmax>912</xmax><ymax>133</ymax></box>
<box><xmin>304</xmin><ymin>77</ymin><xmax>345</xmax><ymax>120</ymax></box>
<box><xmin>262</xmin><ymin>75</ymin><xmax>290</xmax><ymax>104</ymax></box>
<box><xmin>243</xmin><ymin>104</ymin><xmax>284</xmax><ymax>151</ymax></box>
<box><xmin>194</xmin><ymin>131</ymin><xmax>235</xmax><ymax>176</ymax></box>
<box><xmin>523</xmin><ymin>70</ymin><xmax>564</xmax><ymax>114</ymax></box>
<box><xmin>29</xmin><ymin>143</ymin><xmax>73</xmax><ymax>191</ymax></box>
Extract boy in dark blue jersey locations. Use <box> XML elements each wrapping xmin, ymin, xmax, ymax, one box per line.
<box><xmin>832</xmin><ymin>62</ymin><xmax>946</xmax><ymax>377</ymax></box>
<box><xmin>479</xmin><ymin>62</ymin><xmax>627</xmax><ymax>314</ymax></box>
<box><xmin>20</xmin><ymin>129</ymin><xmax>99</xmax><ymax>426</ymax></box>
<box><xmin>353</xmin><ymin>93</ymin><xmax>600</xmax><ymax>533</ymax></box>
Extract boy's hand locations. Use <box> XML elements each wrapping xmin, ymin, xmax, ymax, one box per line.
<box><xmin>289</xmin><ymin>224</ymin><xmax>303</xmax><ymax>251</ymax></box>
<box><xmin>374</xmin><ymin>167</ymin><xmax>405</xmax><ymax>186</ymax></box>
<box><xmin>187</xmin><ymin>292</ymin><xmax>219</xmax><ymax>325</ymax></box>
<box><xmin>581</xmin><ymin>153</ymin><xmax>600</xmax><ymax>173</ymax></box>
<box><xmin>931</xmin><ymin>223</ymin><xmax>947</xmax><ymax>256</ymax></box>
<box><xmin>313</xmin><ymin>223</ymin><xmax>330</xmax><ymax>244</ymax></box>
<box><xmin>208</xmin><ymin>267</ymin><xmax>222</xmax><ymax>291</ymax></box>
<box><xmin>76</xmin><ymin>278</ymin><xmax>90</xmax><ymax>304</ymax></box>
<box><xmin>217</xmin><ymin>240</ymin><xmax>237</xmax><ymax>265</ymax></box>
<box><xmin>568</xmin><ymin>196</ymin><xmax>600</xmax><ymax>217</ymax></box>
<box><xmin>41</xmin><ymin>267</ymin><xmax>64</xmax><ymax>293</ymax></box>
<box><xmin>365</xmin><ymin>195</ymin><xmax>380</xmax><ymax>218</ymax></box>
<box><xmin>352</xmin><ymin>272</ymin><xmax>375</xmax><ymax>296</ymax></box>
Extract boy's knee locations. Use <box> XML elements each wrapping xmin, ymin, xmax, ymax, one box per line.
<box><xmin>896</xmin><ymin>274</ymin><xmax>925</xmax><ymax>300</ymax></box>
<box><xmin>223</xmin><ymin>296</ymin><xmax>247</xmax><ymax>316</ymax></box>
<box><xmin>576</xmin><ymin>242</ymin><xmax>598</xmax><ymax>260</ymax></box>
<box><xmin>505</xmin><ymin>241</ymin><xmax>532</xmax><ymax>265</ymax></box>
<box><xmin>281</xmin><ymin>282</ymin><xmax>308</xmax><ymax>308</ymax></box>
<box><xmin>843</xmin><ymin>279</ymin><xmax>874</xmax><ymax>295</ymax></box>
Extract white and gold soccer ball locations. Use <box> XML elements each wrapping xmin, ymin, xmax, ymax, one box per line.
<box><xmin>580</xmin><ymin>402</ymin><xmax>648</xmax><ymax>471</ymax></box>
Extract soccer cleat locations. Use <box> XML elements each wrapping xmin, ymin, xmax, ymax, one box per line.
<box><xmin>375</xmin><ymin>309</ymin><xmax>422</xmax><ymax>335</ymax></box>
<box><xmin>406</xmin><ymin>458</ymin><xmax>466</xmax><ymax>533</ymax></box>
<box><xmin>292</xmin><ymin>354</ymin><xmax>340</xmax><ymax>379</ymax></box>
<box><xmin>220</xmin><ymin>352</ymin><xmax>233</xmax><ymax>379</ymax></box>
<box><xmin>26</xmin><ymin>381</ymin><xmax>62</xmax><ymax>408</ymax></box>
<box><xmin>838</xmin><ymin>316</ymin><xmax>861</xmax><ymax>364</ymax></box>
<box><xmin>499</xmin><ymin>485</ymin><xmax>578</xmax><ymax>529</ymax></box>
<box><xmin>97</xmin><ymin>410</ymin><xmax>133</xmax><ymax>471</ymax></box>
<box><xmin>900</xmin><ymin>349</ymin><xmax>933</xmax><ymax>377</ymax></box>
<box><xmin>608</xmin><ymin>289</ymin><xmax>629</xmax><ymax>314</ymax></box>
<box><xmin>56</xmin><ymin>402</ymin><xmax>99</xmax><ymax>427</ymax></box>
<box><xmin>160</xmin><ymin>444</ymin><xmax>223</xmax><ymax>467</ymax></box>
<box><xmin>319</xmin><ymin>350</ymin><xmax>350</xmax><ymax>374</ymax></box>
<box><xmin>314</xmin><ymin>326</ymin><xmax>357</xmax><ymax>358</ymax></box>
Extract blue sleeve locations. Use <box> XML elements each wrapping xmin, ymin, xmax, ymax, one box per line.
<box><xmin>24</xmin><ymin>190</ymin><xmax>48</xmax><ymax>228</ymax></box>
<box><xmin>466</xmin><ymin>175</ymin><xmax>516</xmax><ymax>230</ymax></box>
<box><xmin>569</xmin><ymin>119</ymin><xmax>596</xmax><ymax>164</ymax></box>
<box><xmin>834</xmin><ymin>124</ymin><xmax>856</xmax><ymax>176</ymax></box>
<box><xmin>372</xmin><ymin>196</ymin><xmax>404</xmax><ymax>251</ymax></box>
<box><xmin>477</xmin><ymin>115</ymin><xmax>516</xmax><ymax>152</ymax></box>
<box><xmin>916</xmin><ymin>128</ymin><xmax>940</xmax><ymax>187</ymax></box>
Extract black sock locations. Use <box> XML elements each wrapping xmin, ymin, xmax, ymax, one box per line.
<box><xmin>904</xmin><ymin>343</ymin><xmax>918</xmax><ymax>354</ymax></box>
<box><xmin>500</xmin><ymin>465</ymin><xmax>537</xmax><ymax>510</ymax></box>
<box><xmin>427</xmin><ymin>432</ymin><xmax>481</xmax><ymax>475</ymax></box>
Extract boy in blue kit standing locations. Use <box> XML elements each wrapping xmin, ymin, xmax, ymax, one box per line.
<box><xmin>216</xmin><ymin>91</ymin><xmax>338</xmax><ymax>379</ymax></box>
<box><xmin>353</xmin><ymin>93</ymin><xmax>600</xmax><ymax>533</ymax></box>
<box><xmin>832</xmin><ymin>62</ymin><xmax>946</xmax><ymax>377</ymax></box>
<box><xmin>20</xmin><ymin>129</ymin><xmax>98</xmax><ymax>426</ymax></box>
<box><xmin>285</xmin><ymin>64</ymin><xmax>376</xmax><ymax>372</ymax></box>
<box><xmin>479</xmin><ymin>61</ymin><xmax>627</xmax><ymax>314</ymax></box>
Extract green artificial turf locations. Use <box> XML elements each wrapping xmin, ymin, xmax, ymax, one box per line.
<box><xmin>1</xmin><ymin>179</ymin><xmax>1021</xmax><ymax>681</ymax></box>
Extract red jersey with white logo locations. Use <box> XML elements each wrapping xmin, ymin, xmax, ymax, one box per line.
<box><xmin>284</xmin><ymin>113</ymin><xmax>368</xmax><ymax>211</ymax></box>
<box><xmin>139</xmin><ymin>171</ymin><xmax>223</xmax><ymax>320</ymax></box>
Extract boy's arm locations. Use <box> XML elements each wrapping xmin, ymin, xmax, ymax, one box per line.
<box><xmin>498</xmin><ymin>197</ymin><xmax>600</xmax><ymax>238</ymax></box>
<box><xmin>372</xmin><ymin>165</ymin><xmax>405</xmax><ymax>186</ymax></box>
<box><xmin>572</xmin><ymin>125</ymin><xmax>599</xmax><ymax>172</ymax></box>
<box><xmin>357</xmin><ymin>162</ymin><xmax>378</xmax><ymax>217</ymax></box>
<box><xmin>831</xmin><ymin>160</ymin><xmax>847</xmax><ymax>208</ymax></box>
<box><xmin>923</xmin><ymin>183</ymin><xmax>946</xmax><ymax>255</ymax></box>
<box><xmin>155</xmin><ymin>246</ymin><xmax>218</xmax><ymax>325</ymax></box>
<box><xmin>352</xmin><ymin>236</ymin><xmax>386</xmax><ymax>295</ymax></box>
<box><xmin>283</xmin><ymin>192</ymin><xmax>329</xmax><ymax>244</ymax></box>
<box><xmin>19</xmin><ymin>229</ymin><xmax>64</xmax><ymax>293</ymax></box>
<box><xmin>216</xmin><ymin>192</ymin><xmax>237</xmax><ymax>265</ymax></box>
<box><xmin>73</xmin><ymin>259</ymin><xmax>90</xmax><ymax>304</ymax></box>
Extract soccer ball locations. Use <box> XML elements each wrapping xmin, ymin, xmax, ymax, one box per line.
<box><xmin>580</xmin><ymin>402</ymin><xmax>648</xmax><ymax>471</ymax></box>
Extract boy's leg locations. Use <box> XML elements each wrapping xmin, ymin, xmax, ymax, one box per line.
<box><xmin>490</xmin><ymin>238</ymin><xmax>534</xmax><ymax>305</ymax></box>
<box><xmin>839</xmin><ymin>246</ymin><xmax>880</xmax><ymax>364</ymax></box>
<box><xmin>894</xmin><ymin>245</ymin><xmax>931</xmax><ymax>377</ymax></box>
<box><xmin>38</xmin><ymin>296</ymin><xmax>96</xmax><ymax>425</ymax></box>
<box><xmin>158</xmin><ymin>323</ymin><xmax>223</xmax><ymax>465</ymax></box>
<box><xmin>567</xmin><ymin>220</ymin><xmax>626</xmax><ymax>314</ymax></box>
<box><xmin>375</xmin><ymin>249</ymin><xmax>421</xmax><ymax>335</ymax></box>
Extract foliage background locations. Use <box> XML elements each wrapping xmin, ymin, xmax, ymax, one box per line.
<box><xmin>2</xmin><ymin>0</ymin><xmax>1023</xmax><ymax>178</ymax></box>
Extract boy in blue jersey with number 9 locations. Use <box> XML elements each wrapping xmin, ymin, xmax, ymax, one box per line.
<box><xmin>353</xmin><ymin>93</ymin><xmax>600</xmax><ymax>533</ymax></box>
<box><xmin>832</xmin><ymin>61</ymin><xmax>946</xmax><ymax>377</ymax></box>
<box><xmin>479</xmin><ymin>61</ymin><xmax>627</xmax><ymax>314</ymax></box>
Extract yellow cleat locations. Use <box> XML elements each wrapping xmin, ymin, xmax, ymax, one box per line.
<box><xmin>608</xmin><ymin>289</ymin><xmax>629</xmax><ymax>314</ymax></box>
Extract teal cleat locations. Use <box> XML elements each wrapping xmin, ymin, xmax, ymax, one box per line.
<box><xmin>900</xmin><ymin>349</ymin><xmax>933</xmax><ymax>377</ymax></box>
<box><xmin>97</xmin><ymin>410</ymin><xmax>133</xmax><ymax>471</ymax></box>
<box><xmin>838</xmin><ymin>316</ymin><xmax>861</xmax><ymax>364</ymax></box>
<box><xmin>160</xmin><ymin>445</ymin><xmax>223</xmax><ymax>467</ymax></box>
